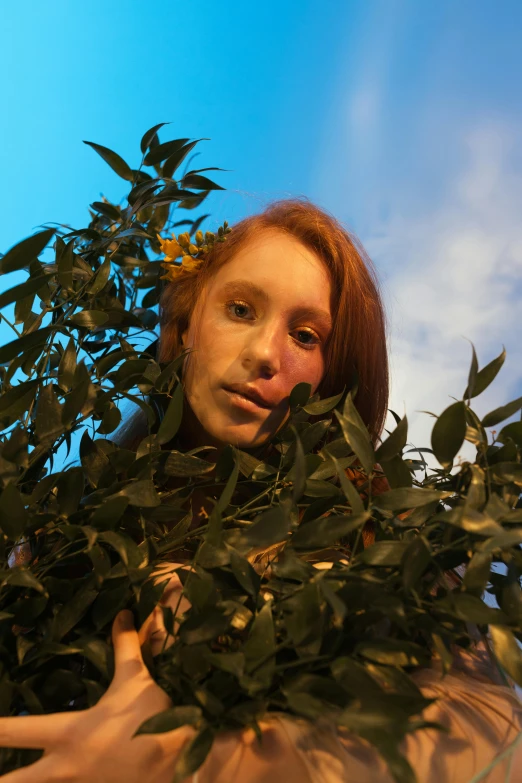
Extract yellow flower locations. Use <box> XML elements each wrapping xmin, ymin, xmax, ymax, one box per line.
<box><xmin>157</xmin><ymin>233</ymin><xmax>182</xmax><ymax>260</ymax></box>
<box><xmin>160</xmin><ymin>263</ymin><xmax>183</xmax><ymax>282</ymax></box>
<box><xmin>180</xmin><ymin>254</ymin><xmax>201</xmax><ymax>272</ymax></box>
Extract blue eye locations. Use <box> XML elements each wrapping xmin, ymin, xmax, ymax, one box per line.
<box><xmin>227</xmin><ymin>300</ymin><xmax>253</xmax><ymax>319</ymax></box>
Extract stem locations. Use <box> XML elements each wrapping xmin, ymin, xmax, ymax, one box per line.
<box><xmin>0</xmin><ymin>313</ymin><xmax>21</xmax><ymax>338</ymax></box>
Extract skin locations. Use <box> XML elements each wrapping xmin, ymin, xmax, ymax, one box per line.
<box><xmin>0</xmin><ymin>232</ymin><xmax>333</xmax><ymax>782</ymax></box>
<box><xmin>179</xmin><ymin>228</ymin><xmax>332</xmax><ymax>449</ymax></box>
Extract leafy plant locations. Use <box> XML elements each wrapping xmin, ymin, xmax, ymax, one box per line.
<box><xmin>0</xmin><ymin>128</ymin><xmax>521</xmax><ymax>783</ymax></box>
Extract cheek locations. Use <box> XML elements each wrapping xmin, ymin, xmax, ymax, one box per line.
<box><xmin>280</xmin><ymin>345</ymin><xmax>325</xmax><ymax>393</ymax></box>
<box><xmin>183</xmin><ymin>313</ymin><xmax>238</xmax><ymax>389</ymax></box>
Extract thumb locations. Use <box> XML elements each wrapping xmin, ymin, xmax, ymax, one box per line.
<box><xmin>111</xmin><ymin>610</ymin><xmax>145</xmax><ymax>682</ymax></box>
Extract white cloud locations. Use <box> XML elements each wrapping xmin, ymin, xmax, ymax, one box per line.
<box><xmin>364</xmin><ymin>123</ymin><xmax>522</xmax><ymax>455</ymax></box>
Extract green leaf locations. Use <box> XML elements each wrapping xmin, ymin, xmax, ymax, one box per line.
<box><xmin>243</xmin><ymin>602</ymin><xmax>276</xmax><ymax>686</ymax></box>
<box><xmin>79</xmin><ymin>431</ymin><xmax>110</xmax><ymax>488</ymax></box>
<box><xmin>0</xmin><ymin>272</ymin><xmax>54</xmax><ymax>310</ymax></box>
<box><xmin>292</xmin><ymin>429</ymin><xmax>307</xmax><ymax>503</ymax></box>
<box><xmin>0</xmin><ymin>483</ymin><xmax>28</xmax><ymax>539</ymax></box>
<box><xmin>434</xmin><ymin>507</ymin><xmax>504</xmax><ymax>537</ymax></box>
<box><xmin>69</xmin><ymin>311</ymin><xmax>109</xmax><ymax>330</ymax></box>
<box><xmin>335</xmin><ymin>405</ymin><xmax>375</xmax><ymax>476</ymax></box>
<box><xmin>303</xmin><ymin>390</ymin><xmax>344</xmax><ymax>415</ymax></box>
<box><xmin>143</xmin><ymin>137</ymin><xmax>190</xmax><ymax>166</ymax></box>
<box><xmin>57</xmin><ymin>239</ymin><xmax>74</xmax><ymax>291</ymax></box>
<box><xmin>358</xmin><ymin>540</ymin><xmax>409</xmax><ymax>566</ymax></box>
<box><xmin>292</xmin><ymin>511</ymin><xmax>369</xmax><ymax>550</ymax></box>
<box><xmin>162</xmin><ymin>139</ymin><xmax>207</xmax><ymax>179</ymax></box>
<box><xmin>490</xmin><ymin>625</ymin><xmax>522</xmax><ymax>686</ymax></box>
<box><xmin>58</xmin><ymin>338</ymin><xmax>77</xmax><ymax>392</ymax></box>
<box><xmin>51</xmin><ymin>579</ymin><xmax>99</xmax><ymax>641</ymax></box>
<box><xmin>236</xmin><ymin>450</ymin><xmax>262</xmax><ymax>478</ymax></box>
<box><xmin>83</xmin><ymin>141</ymin><xmax>133</xmax><ymax>181</ymax></box>
<box><xmin>303</xmin><ymin>479</ymin><xmax>341</xmax><ymax>497</ymax></box>
<box><xmin>482</xmin><ymin>395</ymin><xmax>522</xmax><ymax>428</ymax></box>
<box><xmin>431</xmin><ymin>401</ymin><xmax>467</xmax><ymax>468</ymax></box>
<box><xmin>323</xmin><ymin>451</ymin><xmax>364</xmax><ymax>513</ymax></box>
<box><xmin>356</xmin><ymin>639</ymin><xmax>428</xmax><ymax>666</ymax></box>
<box><xmin>490</xmin><ymin>462</ymin><xmax>522</xmax><ymax>486</ymax></box>
<box><xmin>0</xmin><ymin>325</ymin><xmax>53</xmax><ymax>364</ymax></box>
<box><xmin>402</xmin><ymin>536</ymin><xmax>431</xmax><ymax>590</ymax></box>
<box><xmin>464</xmin><ymin>342</ymin><xmax>479</xmax><ymax>401</ymax></box>
<box><xmin>229</xmin><ymin>550</ymin><xmax>260</xmax><ymax>597</ymax></box>
<box><xmin>4</xmin><ymin>567</ymin><xmax>46</xmax><ymax>593</ymax></box>
<box><xmin>118</xmin><ymin>480</ymin><xmax>160</xmax><ymax>507</ymax></box>
<box><xmin>91</xmin><ymin>582</ymin><xmax>131</xmax><ymax>630</ymax></box>
<box><xmin>497</xmin><ymin>421</ymin><xmax>522</xmax><ymax>448</ymax></box>
<box><xmin>242</xmin><ymin>505</ymin><xmax>293</xmax><ymax>548</ymax></box>
<box><xmin>140</xmin><ymin>122</ymin><xmax>171</xmax><ymax>154</ymax></box>
<box><xmin>157</xmin><ymin>383</ymin><xmax>184</xmax><ymax>445</ymax></box>
<box><xmin>372</xmin><ymin>487</ymin><xmax>447</xmax><ymax>512</ymax></box>
<box><xmin>172</xmin><ymin>727</ymin><xmax>214</xmax><ymax>783</ymax></box>
<box><xmin>35</xmin><ymin>384</ymin><xmax>63</xmax><ymax>446</ymax></box>
<box><xmin>135</xmin><ymin>705</ymin><xmax>202</xmax><ymax>736</ymax></box>
<box><xmin>289</xmin><ymin>382</ymin><xmax>312</xmax><ymax>410</ymax></box>
<box><xmin>182</xmin><ymin>174</ymin><xmax>224</xmax><ymax>190</ymax></box>
<box><xmin>376</xmin><ymin>415</ymin><xmax>408</xmax><ymax>463</ymax></box>
<box><xmin>0</xmin><ymin>228</ymin><xmax>56</xmax><ymax>275</ymax></box>
<box><xmin>164</xmin><ymin>451</ymin><xmax>215</xmax><ymax>477</ymax></box>
<box><xmin>464</xmin><ymin>346</ymin><xmax>506</xmax><ymax>399</ymax></box>
<box><xmin>463</xmin><ymin>551</ymin><xmax>492</xmax><ymax>593</ymax></box>
<box><xmin>98</xmin><ymin>531</ymin><xmax>143</xmax><ymax>568</ymax></box>
<box><xmin>0</xmin><ymin>380</ymin><xmax>38</xmax><ymax>419</ymax></box>
<box><xmin>90</xmin><ymin>496</ymin><xmax>129</xmax><ymax>530</ymax></box>
<box><xmin>380</xmin><ymin>455</ymin><xmax>412</xmax><ymax>489</ymax></box>
<box><xmin>87</xmin><ymin>257</ymin><xmax>111</xmax><ymax>295</ymax></box>
<box><xmin>480</xmin><ymin>529</ymin><xmax>522</xmax><ymax>553</ymax></box>
<box><xmin>216</xmin><ymin>449</ymin><xmax>239</xmax><ymax>514</ymax></box>
<box><xmin>206</xmin><ymin>651</ymin><xmax>245</xmax><ymax>677</ymax></box>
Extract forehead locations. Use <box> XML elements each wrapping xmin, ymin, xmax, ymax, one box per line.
<box><xmin>206</xmin><ymin>229</ymin><xmax>331</xmax><ymax>306</ymax></box>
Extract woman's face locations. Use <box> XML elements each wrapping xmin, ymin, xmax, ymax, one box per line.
<box><xmin>180</xmin><ymin>229</ymin><xmax>332</xmax><ymax>448</ymax></box>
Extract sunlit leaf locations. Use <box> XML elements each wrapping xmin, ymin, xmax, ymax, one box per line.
<box><xmin>157</xmin><ymin>382</ymin><xmax>183</xmax><ymax>445</ymax></box>
<box><xmin>376</xmin><ymin>415</ymin><xmax>408</xmax><ymax>463</ymax></box>
<box><xmin>431</xmin><ymin>401</ymin><xmax>467</xmax><ymax>469</ymax></box>
<box><xmin>69</xmin><ymin>311</ymin><xmax>109</xmax><ymax>330</ymax></box>
<box><xmin>464</xmin><ymin>346</ymin><xmax>506</xmax><ymax>399</ymax></box>
<box><xmin>490</xmin><ymin>626</ymin><xmax>522</xmax><ymax>686</ymax></box>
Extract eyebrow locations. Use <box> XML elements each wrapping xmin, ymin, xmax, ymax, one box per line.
<box><xmin>220</xmin><ymin>279</ymin><xmax>332</xmax><ymax>331</ymax></box>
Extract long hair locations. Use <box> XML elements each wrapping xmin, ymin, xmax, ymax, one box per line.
<box><xmin>158</xmin><ymin>197</ymin><xmax>389</xmax><ymax>443</ymax></box>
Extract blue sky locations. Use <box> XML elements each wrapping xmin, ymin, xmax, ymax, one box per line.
<box><xmin>1</xmin><ymin>0</ymin><xmax>521</xmax><ymax>447</ymax></box>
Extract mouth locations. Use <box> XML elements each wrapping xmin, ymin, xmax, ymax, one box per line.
<box><xmin>222</xmin><ymin>385</ymin><xmax>276</xmax><ymax>412</ymax></box>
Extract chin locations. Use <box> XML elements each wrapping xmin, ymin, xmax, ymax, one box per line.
<box><xmin>212</xmin><ymin>422</ymin><xmax>274</xmax><ymax>449</ymax></box>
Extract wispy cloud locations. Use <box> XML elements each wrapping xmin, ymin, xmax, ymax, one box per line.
<box><xmin>365</xmin><ymin>122</ymin><xmax>522</xmax><ymax>453</ymax></box>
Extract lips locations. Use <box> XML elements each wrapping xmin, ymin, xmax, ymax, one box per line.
<box><xmin>223</xmin><ymin>384</ymin><xmax>277</xmax><ymax>410</ymax></box>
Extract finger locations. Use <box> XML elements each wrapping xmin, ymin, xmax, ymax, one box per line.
<box><xmin>111</xmin><ymin>610</ymin><xmax>145</xmax><ymax>681</ymax></box>
<box><xmin>0</xmin><ymin>753</ymin><xmax>58</xmax><ymax>782</ymax></box>
<box><xmin>0</xmin><ymin>713</ymin><xmax>72</xmax><ymax>750</ymax></box>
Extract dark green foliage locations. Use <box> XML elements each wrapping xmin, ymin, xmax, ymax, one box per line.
<box><xmin>0</xmin><ymin>127</ymin><xmax>521</xmax><ymax>783</ymax></box>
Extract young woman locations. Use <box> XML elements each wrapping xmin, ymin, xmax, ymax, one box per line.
<box><xmin>1</xmin><ymin>200</ymin><xmax>521</xmax><ymax>782</ymax></box>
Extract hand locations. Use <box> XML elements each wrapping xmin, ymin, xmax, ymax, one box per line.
<box><xmin>0</xmin><ymin>610</ymin><xmax>196</xmax><ymax>783</ymax></box>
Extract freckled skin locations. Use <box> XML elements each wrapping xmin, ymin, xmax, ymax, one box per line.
<box><xmin>179</xmin><ymin>229</ymin><xmax>332</xmax><ymax>449</ymax></box>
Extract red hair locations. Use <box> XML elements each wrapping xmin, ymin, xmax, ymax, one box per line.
<box><xmin>159</xmin><ymin>197</ymin><xmax>389</xmax><ymax>443</ymax></box>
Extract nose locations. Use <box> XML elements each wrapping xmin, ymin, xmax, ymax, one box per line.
<box><xmin>240</xmin><ymin>320</ymin><xmax>282</xmax><ymax>378</ymax></box>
